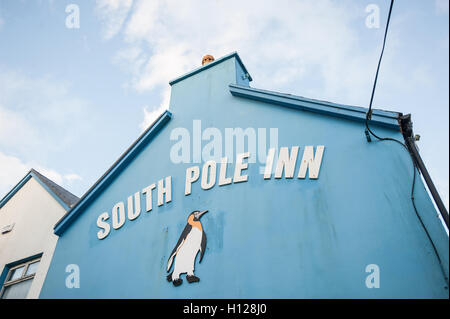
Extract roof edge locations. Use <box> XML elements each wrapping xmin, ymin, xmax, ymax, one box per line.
<box><xmin>0</xmin><ymin>171</ymin><xmax>33</xmax><ymax>210</ymax></box>
<box><xmin>0</xmin><ymin>169</ymin><xmax>75</xmax><ymax>211</ymax></box>
<box><xmin>229</xmin><ymin>84</ymin><xmax>401</xmax><ymax>130</ymax></box>
<box><xmin>54</xmin><ymin>110</ymin><xmax>173</xmax><ymax>236</ymax></box>
<box><xmin>169</xmin><ymin>52</ymin><xmax>252</xmax><ymax>86</ymax></box>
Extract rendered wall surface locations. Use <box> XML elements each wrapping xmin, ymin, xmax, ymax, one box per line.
<box><xmin>0</xmin><ymin>177</ymin><xmax>65</xmax><ymax>298</ymax></box>
<box><xmin>40</xmin><ymin>56</ymin><xmax>449</xmax><ymax>298</ymax></box>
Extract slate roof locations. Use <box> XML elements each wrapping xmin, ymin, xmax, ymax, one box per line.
<box><xmin>31</xmin><ymin>169</ymin><xmax>79</xmax><ymax>208</ymax></box>
<box><xmin>0</xmin><ymin>169</ymin><xmax>79</xmax><ymax>211</ymax></box>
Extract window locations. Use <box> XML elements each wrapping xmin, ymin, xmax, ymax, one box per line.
<box><xmin>1</xmin><ymin>258</ymin><xmax>40</xmax><ymax>299</ymax></box>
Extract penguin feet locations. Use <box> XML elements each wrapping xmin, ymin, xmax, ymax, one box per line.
<box><xmin>186</xmin><ymin>275</ymin><xmax>200</xmax><ymax>283</ymax></box>
<box><xmin>166</xmin><ymin>273</ymin><xmax>172</xmax><ymax>282</ymax></box>
<box><xmin>172</xmin><ymin>278</ymin><xmax>183</xmax><ymax>287</ymax></box>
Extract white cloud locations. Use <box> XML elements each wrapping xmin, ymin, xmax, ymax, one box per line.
<box><xmin>139</xmin><ymin>88</ymin><xmax>170</xmax><ymax>132</ymax></box>
<box><xmin>0</xmin><ymin>105</ymin><xmax>41</xmax><ymax>151</ymax></box>
<box><xmin>0</xmin><ymin>69</ymin><xmax>90</xmax><ymax>156</ymax></box>
<box><xmin>97</xmin><ymin>0</ymin><xmax>384</xmax><ymax>106</ymax></box>
<box><xmin>64</xmin><ymin>173</ymin><xmax>83</xmax><ymax>183</ymax></box>
<box><xmin>96</xmin><ymin>0</ymin><xmax>133</xmax><ymax>39</ymax></box>
<box><xmin>97</xmin><ymin>0</ymin><xmax>433</xmax><ymax>106</ymax></box>
<box><xmin>0</xmin><ymin>151</ymin><xmax>82</xmax><ymax>200</ymax></box>
<box><xmin>0</xmin><ymin>68</ymin><xmax>88</xmax><ymax>199</ymax></box>
<box><xmin>0</xmin><ymin>152</ymin><xmax>31</xmax><ymax>196</ymax></box>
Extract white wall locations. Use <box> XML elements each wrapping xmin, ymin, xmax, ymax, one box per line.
<box><xmin>0</xmin><ymin>177</ymin><xmax>66</xmax><ymax>298</ymax></box>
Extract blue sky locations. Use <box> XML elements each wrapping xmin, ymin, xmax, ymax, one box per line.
<box><xmin>0</xmin><ymin>0</ymin><xmax>448</xmax><ymax>209</ymax></box>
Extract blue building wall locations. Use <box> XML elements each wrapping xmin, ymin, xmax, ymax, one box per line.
<box><xmin>40</xmin><ymin>54</ymin><xmax>448</xmax><ymax>298</ymax></box>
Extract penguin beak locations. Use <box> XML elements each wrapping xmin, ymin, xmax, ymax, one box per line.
<box><xmin>198</xmin><ymin>210</ymin><xmax>208</xmax><ymax>218</ymax></box>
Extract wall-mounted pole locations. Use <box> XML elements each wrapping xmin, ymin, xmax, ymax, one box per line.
<box><xmin>406</xmin><ymin>137</ymin><xmax>449</xmax><ymax>228</ymax></box>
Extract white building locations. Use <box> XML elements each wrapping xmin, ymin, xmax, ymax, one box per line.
<box><xmin>0</xmin><ymin>169</ymin><xmax>78</xmax><ymax>299</ymax></box>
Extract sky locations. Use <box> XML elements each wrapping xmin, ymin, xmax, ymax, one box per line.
<box><xmin>0</xmin><ymin>0</ymin><xmax>448</xmax><ymax>209</ymax></box>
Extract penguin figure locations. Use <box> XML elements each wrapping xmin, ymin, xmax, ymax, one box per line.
<box><xmin>166</xmin><ymin>210</ymin><xmax>208</xmax><ymax>286</ymax></box>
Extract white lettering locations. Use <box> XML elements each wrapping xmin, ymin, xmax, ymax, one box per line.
<box><xmin>234</xmin><ymin>152</ymin><xmax>250</xmax><ymax>183</ymax></box>
<box><xmin>297</xmin><ymin>146</ymin><xmax>325</xmax><ymax>179</ymax></box>
<box><xmin>142</xmin><ymin>184</ymin><xmax>156</xmax><ymax>212</ymax></box>
<box><xmin>112</xmin><ymin>202</ymin><xmax>125</xmax><ymax>230</ymax></box>
<box><xmin>127</xmin><ymin>192</ymin><xmax>141</xmax><ymax>220</ymax></box>
<box><xmin>96</xmin><ymin>212</ymin><xmax>110</xmax><ymax>239</ymax></box>
<box><xmin>185</xmin><ymin>166</ymin><xmax>200</xmax><ymax>195</ymax></box>
<box><xmin>275</xmin><ymin>146</ymin><xmax>298</xmax><ymax>179</ymax></box>
<box><xmin>158</xmin><ymin>176</ymin><xmax>172</xmax><ymax>206</ymax></box>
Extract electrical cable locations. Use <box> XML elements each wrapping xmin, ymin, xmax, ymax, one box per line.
<box><xmin>365</xmin><ymin>0</ymin><xmax>399</xmax><ymax>144</ymax></box>
<box><xmin>364</xmin><ymin>0</ymin><xmax>448</xmax><ymax>285</ymax></box>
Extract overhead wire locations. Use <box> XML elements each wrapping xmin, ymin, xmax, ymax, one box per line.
<box><xmin>364</xmin><ymin>0</ymin><xmax>448</xmax><ymax>285</ymax></box>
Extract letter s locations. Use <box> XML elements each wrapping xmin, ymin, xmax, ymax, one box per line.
<box><xmin>97</xmin><ymin>212</ymin><xmax>110</xmax><ymax>240</ymax></box>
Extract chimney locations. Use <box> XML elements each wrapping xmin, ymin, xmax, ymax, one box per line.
<box><xmin>202</xmin><ymin>54</ymin><xmax>215</xmax><ymax>66</ymax></box>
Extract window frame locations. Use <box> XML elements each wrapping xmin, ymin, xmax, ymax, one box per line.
<box><xmin>0</xmin><ymin>257</ymin><xmax>41</xmax><ymax>299</ymax></box>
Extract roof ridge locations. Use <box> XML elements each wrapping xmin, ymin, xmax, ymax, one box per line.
<box><xmin>229</xmin><ymin>84</ymin><xmax>401</xmax><ymax>130</ymax></box>
<box><xmin>230</xmin><ymin>84</ymin><xmax>400</xmax><ymax>117</ymax></box>
<box><xmin>30</xmin><ymin>169</ymin><xmax>79</xmax><ymax>208</ymax></box>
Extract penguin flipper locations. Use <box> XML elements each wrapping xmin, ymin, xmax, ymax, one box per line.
<box><xmin>199</xmin><ymin>230</ymin><xmax>207</xmax><ymax>263</ymax></box>
<box><xmin>166</xmin><ymin>240</ymin><xmax>183</xmax><ymax>272</ymax></box>
<box><xmin>167</xmin><ymin>224</ymin><xmax>192</xmax><ymax>272</ymax></box>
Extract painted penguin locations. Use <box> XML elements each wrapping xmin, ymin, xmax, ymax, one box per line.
<box><xmin>166</xmin><ymin>210</ymin><xmax>208</xmax><ymax>286</ymax></box>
